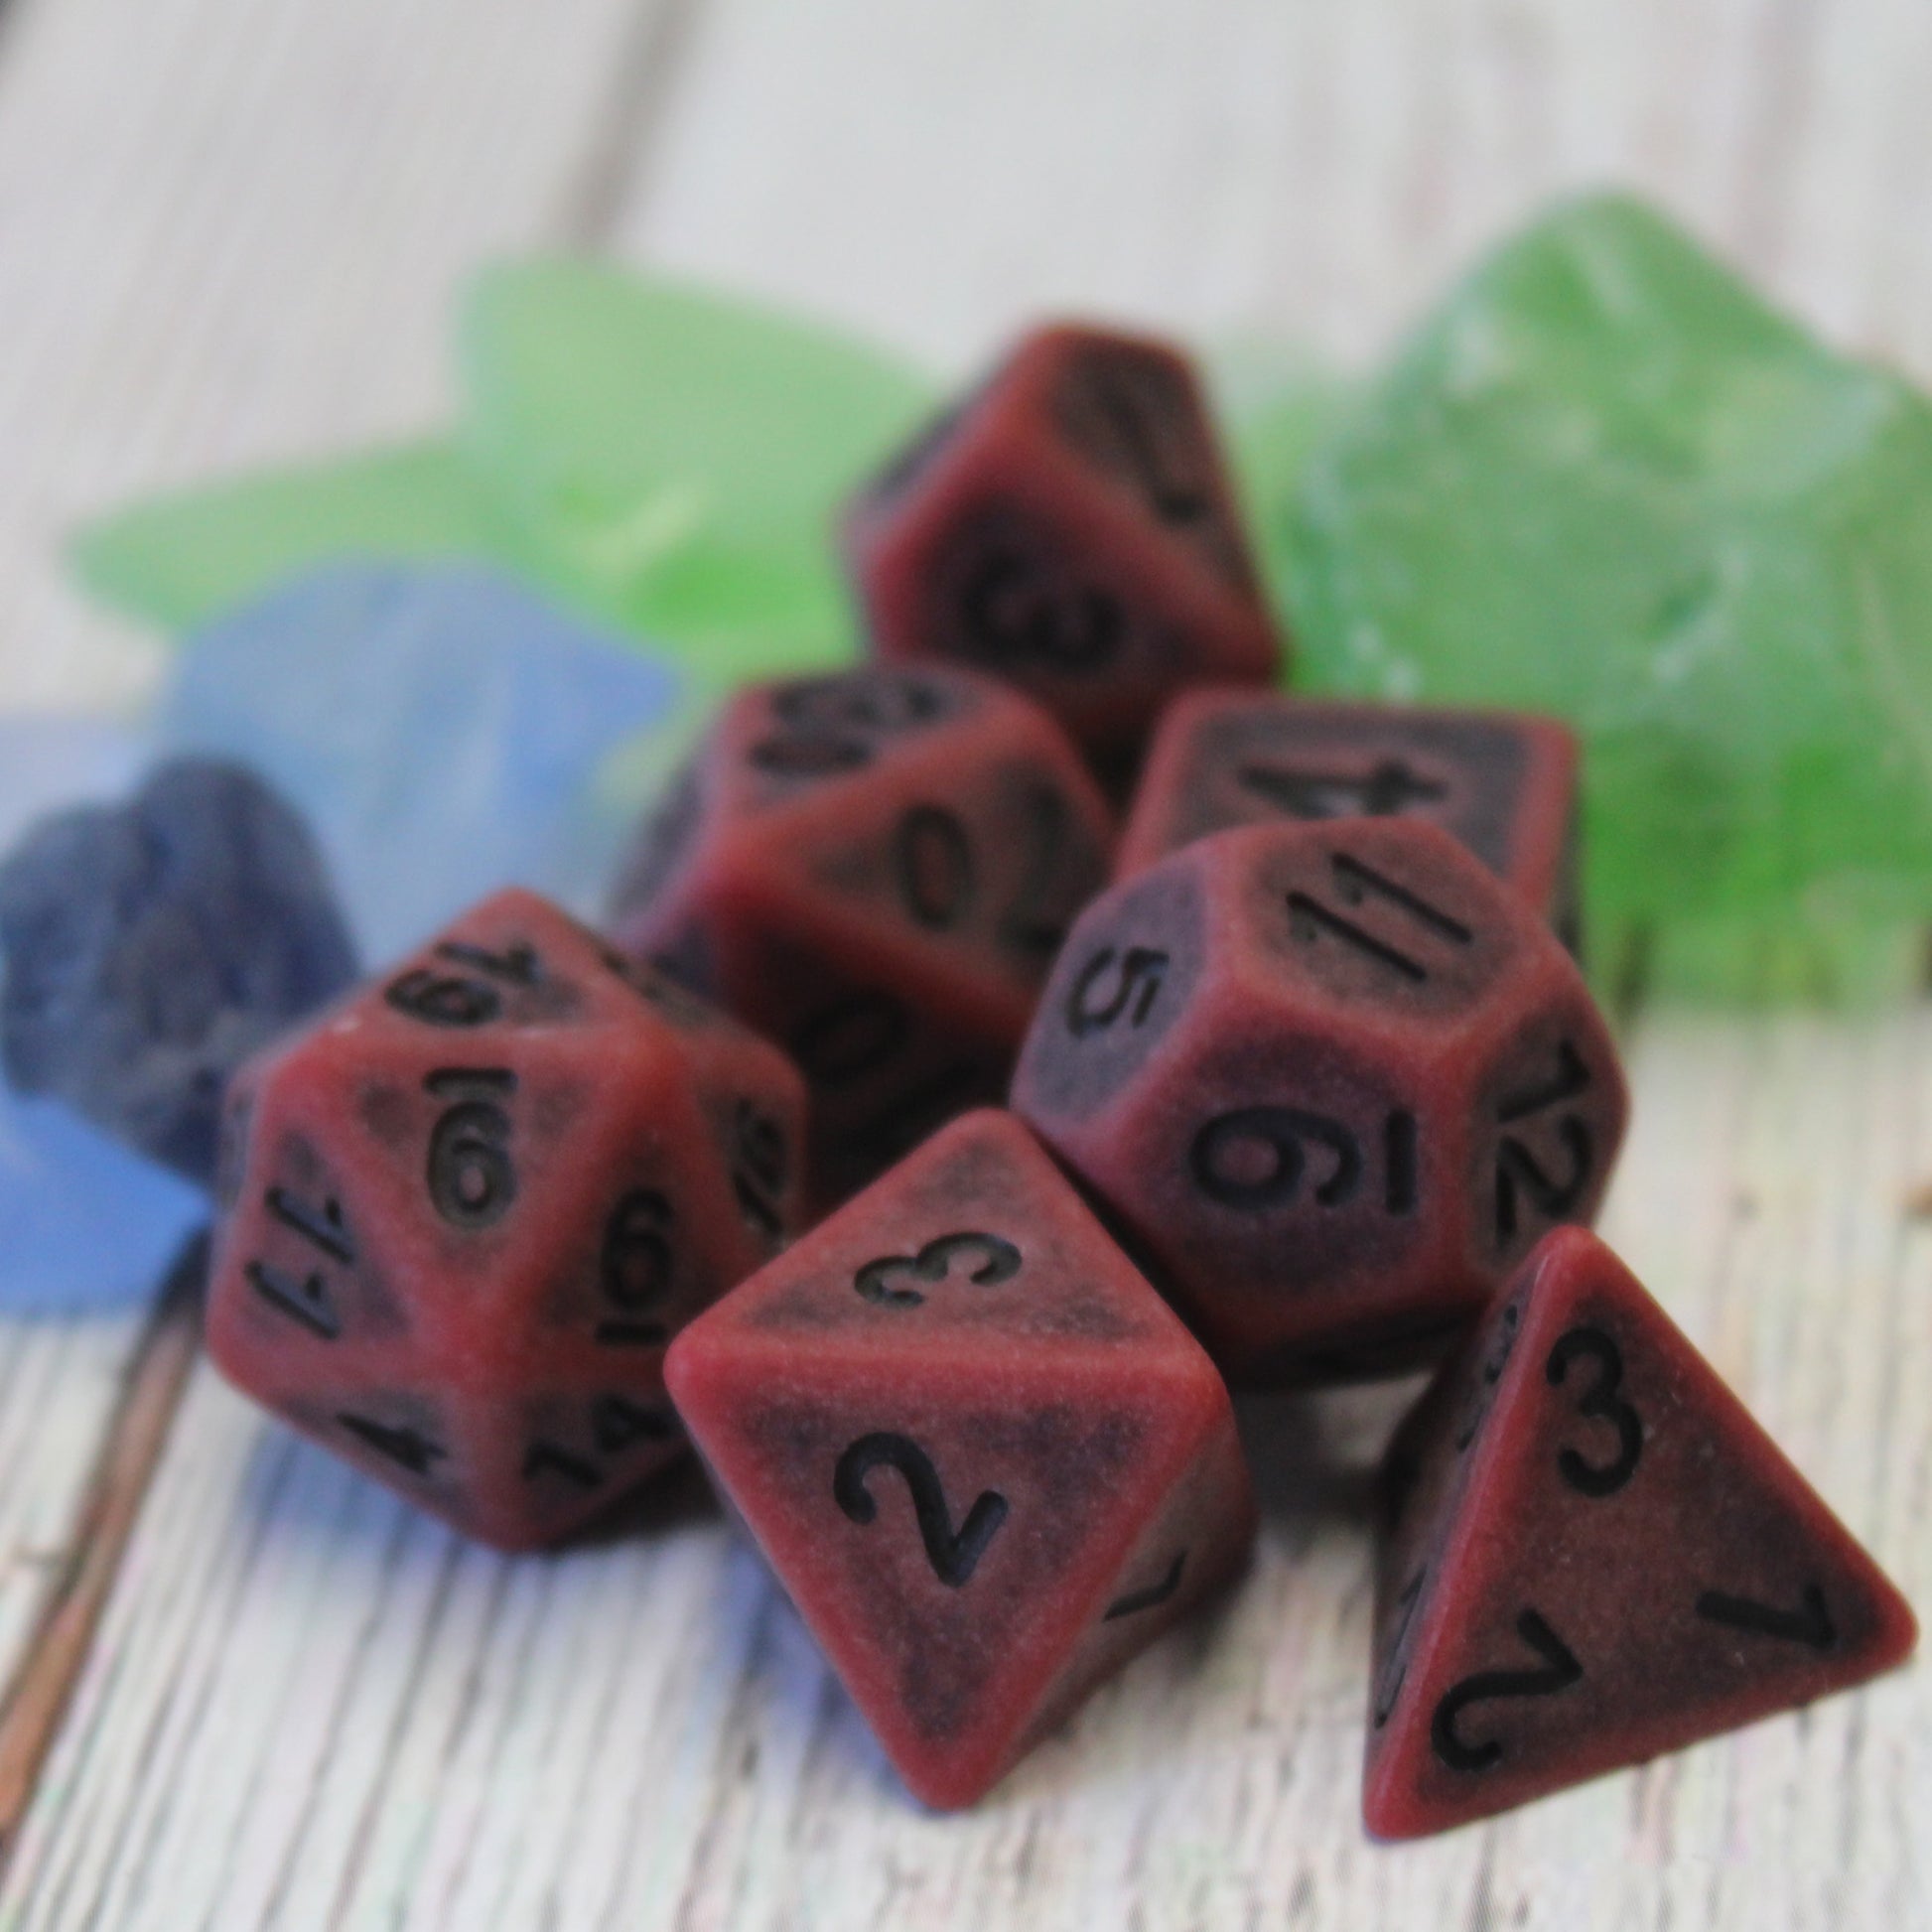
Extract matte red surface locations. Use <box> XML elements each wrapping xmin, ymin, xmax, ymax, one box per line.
<box><xmin>664</xmin><ymin>1109</ymin><xmax>1256</xmax><ymax>1809</ymax></box>
<box><xmin>207</xmin><ymin>889</ymin><xmax>805</xmax><ymax>1550</ymax></box>
<box><xmin>1365</xmin><ymin>1227</ymin><xmax>1916</xmax><ymax>1839</ymax></box>
<box><xmin>844</xmin><ymin>324</ymin><xmax>1282</xmax><ymax>764</ymax></box>
<box><xmin>608</xmin><ymin>666</ymin><xmax>1114</xmax><ymax>1208</ymax></box>
<box><xmin>1119</xmin><ymin>690</ymin><xmax>1581</xmax><ymax>948</ymax></box>
<box><xmin>1011</xmin><ymin>818</ymin><xmax>1628</xmax><ymax>1384</ymax></box>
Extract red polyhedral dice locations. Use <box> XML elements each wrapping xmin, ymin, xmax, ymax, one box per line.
<box><xmin>608</xmin><ymin>666</ymin><xmax>1114</xmax><ymax>1208</ymax></box>
<box><xmin>844</xmin><ymin>324</ymin><xmax>1283</xmax><ymax>767</ymax></box>
<box><xmin>207</xmin><ymin>888</ymin><xmax>806</xmax><ymax>1551</ymax></box>
<box><xmin>665</xmin><ymin>1109</ymin><xmax>1256</xmax><ymax>1809</ymax></box>
<box><xmin>1011</xmin><ymin>818</ymin><xmax>1629</xmax><ymax>1384</ymax></box>
<box><xmin>1365</xmin><ymin>1227</ymin><xmax>1916</xmax><ymax>1839</ymax></box>
<box><xmin>1119</xmin><ymin>691</ymin><xmax>1581</xmax><ymax>949</ymax></box>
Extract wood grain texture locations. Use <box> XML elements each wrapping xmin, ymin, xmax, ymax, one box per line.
<box><xmin>0</xmin><ymin>1</ymin><xmax>1929</xmax><ymax>1926</ymax></box>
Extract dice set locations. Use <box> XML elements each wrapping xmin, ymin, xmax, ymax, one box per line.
<box><xmin>187</xmin><ymin>319</ymin><xmax>1911</xmax><ymax>1827</ymax></box>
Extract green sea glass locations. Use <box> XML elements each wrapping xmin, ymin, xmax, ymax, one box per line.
<box><xmin>1277</xmin><ymin>194</ymin><xmax>1932</xmax><ymax>999</ymax></box>
<box><xmin>457</xmin><ymin>262</ymin><xmax>934</xmax><ymax>686</ymax></box>
<box><xmin>72</xmin><ymin>441</ymin><xmax>497</xmax><ymax>633</ymax></box>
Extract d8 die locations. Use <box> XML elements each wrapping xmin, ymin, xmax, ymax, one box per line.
<box><xmin>1011</xmin><ymin>819</ymin><xmax>1628</xmax><ymax>1384</ymax></box>
<box><xmin>844</xmin><ymin>325</ymin><xmax>1282</xmax><ymax>767</ymax></box>
<box><xmin>207</xmin><ymin>888</ymin><xmax>806</xmax><ymax>1550</ymax></box>
<box><xmin>1120</xmin><ymin>691</ymin><xmax>1582</xmax><ymax>949</ymax></box>
<box><xmin>665</xmin><ymin>1109</ymin><xmax>1255</xmax><ymax>1809</ymax></box>
<box><xmin>609</xmin><ymin>666</ymin><xmax>1113</xmax><ymax>1207</ymax></box>
<box><xmin>1366</xmin><ymin>1228</ymin><xmax>1914</xmax><ymax>1838</ymax></box>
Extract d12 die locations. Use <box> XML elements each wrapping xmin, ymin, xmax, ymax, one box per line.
<box><xmin>207</xmin><ymin>888</ymin><xmax>806</xmax><ymax>1550</ymax></box>
<box><xmin>609</xmin><ymin>666</ymin><xmax>1113</xmax><ymax>1208</ymax></box>
<box><xmin>844</xmin><ymin>324</ymin><xmax>1282</xmax><ymax>767</ymax></box>
<box><xmin>1119</xmin><ymin>692</ymin><xmax>1581</xmax><ymax>950</ymax></box>
<box><xmin>1366</xmin><ymin>1227</ymin><xmax>1915</xmax><ymax>1839</ymax></box>
<box><xmin>1011</xmin><ymin>819</ymin><xmax>1628</xmax><ymax>1384</ymax></box>
<box><xmin>665</xmin><ymin>1109</ymin><xmax>1255</xmax><ymax>1809</ymax></box>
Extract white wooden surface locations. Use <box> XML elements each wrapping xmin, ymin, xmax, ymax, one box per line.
<box><xmin>0</xmin><ymin>2</ymin><xmax>1927</xmax><ymax>1927</ymax></box>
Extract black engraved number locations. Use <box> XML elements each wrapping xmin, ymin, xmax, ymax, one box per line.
<box><xmin>1495</xmin><ymin>1040</ymin><xmax>1594</xmax><ymax>1245</ymax></box>
<box><xmin>959</xmin><ymin>550</ymin><xmax>1123</xmax><ymax>674</ymax></box>
<box><xmin>338</xmin><ymin>1413</ymin><xmax>445</xmax><ymax>1477</ymax></box>
<box><xmin>1104</xmin><ymin>1550</ymin><xmax>1187</xmax><ymax>1621</ymax></box>
<box><xmin>1191</xmin><ymin>1106</ymin><xmax>1364</xmax><ymax>1210</ymax></box>
<box><xmin>853</xmin><ymin>1231</ymin><xmax>1023</xmax><ymax>1308</ymax></box>
<box><xmin>999</xmin><ymin>782</ymin><xmax>1080</xmax><ymax>959</ymax></box>
<box><xmin>245</xmin><ymin>1261</ymin><xmax>340</xmax><ymax>1341</ymax></box>
<box><xmin>895</xmin><ymin>805</ymin><xmax>975</xmax><ymax>930</ymax></box>
<box><xmin>436</xmin><ymin>940</ymin><xmax>542</xmax><ymax>986</ymax></box>
<box><xmin>1454</xmin><ymin>1301</ymin><xmax>1522</xmax><ymax>1451</ymax></box>
<box><xmin>594</xmin><ymin>1394</ymin><xmax>674</xmax><ymax>1453</ymax></box>
<box><xmin>1066</xmin><ymin>945</ymin><xmax>1170</xmax><ymax>1037</ymax></box>
<box><xmin>1240</xmin><ymin>759</ymin><xmax>1449</xmax><ymax>822</ymax></box>
<box><xmin>751</xmin><ymin>676</ymin><xmax>943</xmax><ymax>776</ymax></box>
<box><xmin>1695</xmin><ymin>1584</ymin><xmax>1837</xmax><ymax>1651</ymax></box>
<box><xmin>1287</xmin><ymin>851</ymin><xmax>1474</xmax><ymax>984</ymax></box>
<box><xmin>247</xmin><ymin>1184</ymin><xmax>355</xmax><ymax>1340</ymax></box>
<box><xmin>598</xmin><ymin>1188</ymin><xmax>673</xmax><ymax>1345</ymax></box>
<box><xmin>833</xmin><ymin>1433</ymin><xmax>1009</xmax><ymax>1587</ymax></box>
<box><xmin>1081</xmin><ymin>362</ymin><xmax>1211</xmax><ymax>526</ymax></box>
<box><xmin>731</xmin><ymin>1101</ymin><xmax>787</xmax><ymax>1240</ymax></box>
<box><xmin>424</xmin><ymin>1069</ymin><xmax>516</xmax><ymax>1231</ymax></box>
<box><xmin>1544</xmin><ymin>1324</ymin><xmax>1643</xmax><ymax>1497</ymax></box>
<box><xmin>1431</xmin><ymin>1609</ymin><xmax>1583</xmax><ymax>1773</ymax></box>
<box><xmin>1373</xmin><ymin>1568</ymin><xmax>1428</xmax><ymax>1726</ymax></box>
<box><xmin>384</xmin><ymin>966</ymin><xmax>500</xmax><ymax>1029</ymax></box>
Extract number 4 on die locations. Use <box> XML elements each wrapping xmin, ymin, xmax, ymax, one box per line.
<box><xmin>1365</xmin><ymin>1226</ymin><xmax>1915</xmax><ymax>1839</ymax></box>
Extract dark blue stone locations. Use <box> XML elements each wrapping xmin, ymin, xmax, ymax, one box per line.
<box><xmin>0</xmin><ymin>758</ymin><xmax>357</xmax><ymax>1183</ymax></box>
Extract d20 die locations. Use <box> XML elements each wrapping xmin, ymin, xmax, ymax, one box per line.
<box><xmin>664</xmin><ymin>1109</ymin><xmax>1255</xmax><ymax>1809</ymax></box>
<box><xmin>1366</xmin><ymin>1227</ymin><xmax>1915</xmax><ymax>1839</ymax></box>
<box><xmin>1119</xmin><ymin>691</ymin><xmax>1581</xmax><ymax>950</ymax></box>
<box><xmin>1011</xmin><ymin>819</ymin><xmax>1628</xmax><ymax>1384</ymax></box>
<box><xmin>207</xmin><ymin>888</ymin><xmax>806</xmax><ymax>1550</ymax></box>
<box><xmin>609</xmin><ymin>666</ymin><xmax>1113</xmax><ymax>1208</ymax></box>
<box><xmin>844</xmin><ymin>324</ymin><xmax>1283</xmax><ymax>767</ymax></box>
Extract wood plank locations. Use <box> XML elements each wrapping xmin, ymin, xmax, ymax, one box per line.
<box><xmin>0</xmin><ymin>0</ymin><xmax>671</xmax><ymax>711</ymax></box>
<box><xmin>0</xmin><ymin>0</ymin><xmax>674</xmax><ymax>1877</ymax></box>
<box><xmin>618</xmin><ymin>0</ymin><xmax>1932</xmax><ymax>380</ymax></box>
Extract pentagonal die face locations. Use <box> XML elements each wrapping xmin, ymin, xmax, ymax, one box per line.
<box><xmin>610</xmin><ymin>667</ymin><xmax>1114</xmax><ymax>1207</ymax></box>
<box><xmin>1119</xmin><ymin>691</ymin><xmax>1581</xmax><ymax>949</ymax></box>
<box><xmin>1012</xmin><ymin>821</ymin><xmax>1627</xmax><ymax>1384</ymax></box>
<box><xmin>844</xmin><ymin>325</ymin><xmax>1282</xmax><ymax>763</ymax></box>
<box><xmin>207</xmin><ymin>889</ymin><xmax>806</xmax><ymax>1549</ymax></box>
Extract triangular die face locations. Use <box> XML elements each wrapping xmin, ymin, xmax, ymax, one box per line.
<box><xmin>1367</xmin><ymin>1229</ymin><xmax>1915</xmax><ymax>1839</ymax></box>
<box><xmin>675</xmin><ymin>1345</ymin><xmax>1180</xmax><ymax>1808</ymax></box>
<box><xmin>703</xmin><ymin>1110</ymin><xmax>1191</xmax><ymax>1357</ymax></box>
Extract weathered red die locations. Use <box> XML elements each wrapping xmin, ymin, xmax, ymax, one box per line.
<box><xmin>1366</xmin><ymin>1227</ymin><xmax>1915</xmax><ymax>1839</ymax></box>
<box><xmin>207</xmin><ymin>888</ymin><xmax>805</xmax><ymax>1551</ymax></box>
<box><xmin>665</xmin><ymin>1109</ymin><xmax>1256</xmax><ymax>1809</ymax></box>
<box><xmin>1011</xmin><ymin>819</ymin><xmax>1629</xmax><ymax>1384</ymax></box>
<box><xmin>844</xmin><ymin>324</ymin><xmax>1282</xmax><ymax>768</ymax></box>
<box><xmin>1120</xmin><ymin>690</ymin><xmax>1581</xmax><ymax>949</ymax></box>
<box><xmin>609</xmin><ymin>666</ymin><xmax>1113</xmax><ymax>1208</ymax></box>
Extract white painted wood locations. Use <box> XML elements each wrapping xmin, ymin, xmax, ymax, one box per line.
<box><xmin>2</xmin><ymin>1</ymin><xmax>1931</xmax><ymax>1926</ymax></box>
<box><xmin>0</xmin><ymin>0</ymin><xmax>662</xmax><ymax>714</ymax></box>
<box><xmin>620</xmin><ymin>0</ymin><xmax>1932</xmax><ymax>380</ymax></box>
